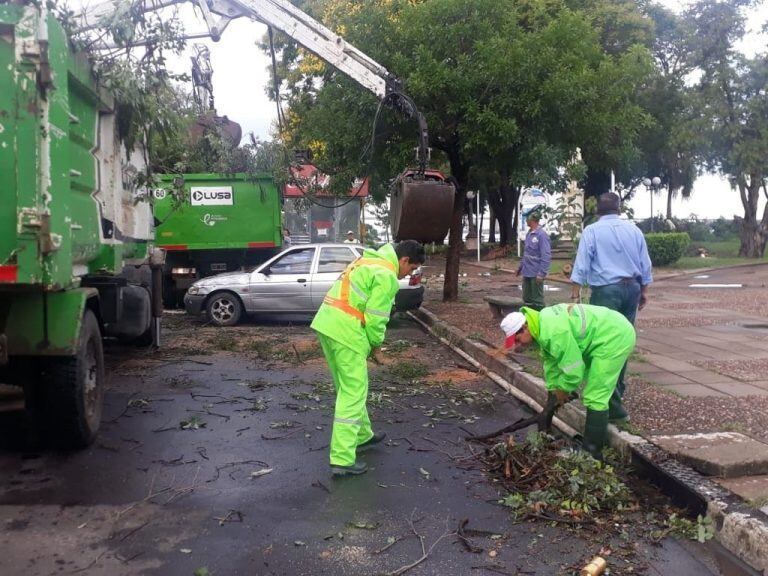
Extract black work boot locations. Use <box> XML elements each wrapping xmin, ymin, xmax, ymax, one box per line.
<box><xmin>582</xmin><ymin>409</ymin><xmax>609</xmax><ymax>460</ymax></box>
<box><xmin>358</xmin><ymin>432</ymin><xmax>386</xmax><ymax>452</ymax></box>
<box><xmin>331</xmin><ymin>462</ymin><xmax>368</xmax><ymax>477</ymax></box>
<box><xmin>608</xmin><ymin>390</ymin><xmax>629</xmax><ymax>422</ymax></box>
<box><xmin>537</xmin><ymin>392</ymin><xmax>559</xmax><ymax>432</ymax></box>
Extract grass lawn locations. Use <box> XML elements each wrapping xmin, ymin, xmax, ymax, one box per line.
<box><xmin>666</xmin><ymin>239</ymin><xmax>768</xmax><ymax>270</ymax></box>
<box><xmin>504</xmin><ymin>239</ymin><xmax>767</xmax><ymax>273</ymax></box>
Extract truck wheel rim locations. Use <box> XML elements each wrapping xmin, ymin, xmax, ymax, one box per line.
<box><xmin>84</xmin><ymin>339</ymin><xmax>99</xmax><ymax>419</ymax></box>
<box><xmin>211</xmin><ymin>297</ymin><xmax>235</xmax><ymax>322</ymax></box>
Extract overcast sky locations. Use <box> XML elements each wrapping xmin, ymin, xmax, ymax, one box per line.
<box><xmin>73</xmin><ymin>0</ymin><xmax>766</xmax><ymax>220</ymax></box>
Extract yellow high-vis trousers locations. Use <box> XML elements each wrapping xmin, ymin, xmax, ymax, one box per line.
<box><xmin>318</xmin><ymin>333</ymin><xmax>374</xmax><ymax>467</ymax></box>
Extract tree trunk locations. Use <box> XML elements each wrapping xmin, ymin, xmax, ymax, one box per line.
<box><xmin>486</xmin><ymin>190</ymin><xmax>506</xmax><ymax>245</ymax></box>
<box><xmin>479</xmin><ymin>201</ymin><xmax>484</xmax><ymax>243</ymax></box>
<box><xmin>738</xmin><ymin>220</ymin><xmax>763</xmax><ymax>258</ymax></box>
<box><xmin>666</xmin><ymin>187</ymin><xmax>673</xmax><ymax>220</ymax></box>
<box><xmin>511</xmin><ymin>192</ymin><xmax>519</xmax><ymax>245</ymax></box>
<box><xmin>443</xmin><ymin>184</ymin><xmax>468</xmax><ymax>302</ymax></box>
<box><xmin>443</xmin><ymin>161</ymin><xmax>470</xmax><ymax>302</ymax></box>
<box><xmin>737</xmin><ymin>175</ymin><xmax>767</xmax><ymax>258</ymax></box>
<box><xmin>489</xmin><ymin>207</ymin><xmax>496</xmax><ymax>243</ymax></box>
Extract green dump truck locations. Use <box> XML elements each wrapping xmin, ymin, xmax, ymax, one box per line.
<box><xmin>154</xmin><ymin>173</ymin><xmax>283</xmax><ymax>307</ymax></box>
<box><xmin>0</xmin><ymin>4</ymin><xmax>161</xmax><ymax>447</ymax></box>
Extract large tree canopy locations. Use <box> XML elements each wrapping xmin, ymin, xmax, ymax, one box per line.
<box><xmin>683</xmin><ymin>0</ymin><xmax>768</xmax><ymax>257</ymax></box>
<box><xmin>268</xmin><ymin>0</ymin><xmax>653</xmax><ymax>299</ymax></box>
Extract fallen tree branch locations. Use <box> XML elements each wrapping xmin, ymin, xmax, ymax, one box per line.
<box><xmin>385</xmin><ymin>511</ymin><xmax>453</xmax><ymax>576</ymax></box>
<box><xmin>457</xmin><ymin>518</ymin><xmax>483</xmax><ymax>553</ymax></box>
<box><xmin>261</xmin><ymin>426</ymin><xmax>305</xmax><ymax>440</ymax></box>
<box><xmin>465</xmin><ymin>416</ymin><xmax>539</xmax><ymax>442</ymax></box>
<box><xmin>187</xmin><ymin>408</ymin><xmax>231</xmax><ymax>421</ymax></box>
<box><xmin>214</xmin><ymin>509</ymin><xmax>244</xmax><ymax>526</ymax></box>
<box><xmin>208</xmin><ymin>460</ymin><xmax>269</xmax><ymax>483</ymax></box>
<box><xmin>373</xmin><ymin>534</ymin><xmax>411</xmax><ymax>555</ymax></box>
<box><xmin>292</xmin><ymin>343</ymin><xmax>303</xmax><ymax>364</ymax></box>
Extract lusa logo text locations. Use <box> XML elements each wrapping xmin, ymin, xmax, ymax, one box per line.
<box><xmin>190</xmin><ymin>186</ymin><xmax>234</xmax><ymax>206</ymax></box>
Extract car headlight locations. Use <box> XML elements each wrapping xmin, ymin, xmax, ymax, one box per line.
<box><xmin>187</xmin><ymin>285</ymin><xmax>201</xmax><ymax>295</ymax></box>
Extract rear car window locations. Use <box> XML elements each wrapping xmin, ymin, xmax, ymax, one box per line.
<box><xmin>317</xmin><ymin>247</ymin><xmax>357</xmax><ymax>273</ymax></box>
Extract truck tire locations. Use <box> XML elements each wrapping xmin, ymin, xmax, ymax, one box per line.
<box><xmin>206</xmin><ymin>292</ymin><xmax>242</xmax><ymax>327</ymax></box>
<box><xmin>42</xmin><ymin>309</ymin><xmax>105</xmax><ymax>448</ymax></box>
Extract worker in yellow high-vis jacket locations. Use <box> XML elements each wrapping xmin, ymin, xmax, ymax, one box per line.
<box><xmin>311</xmin><ymin>240</ymin><xmax>425</xmax><ymax>476</ymax></box>
<box><xmin>500</xmin><ymin>303</ymin><xmax>636</xmax><ymax>459</ymax></box>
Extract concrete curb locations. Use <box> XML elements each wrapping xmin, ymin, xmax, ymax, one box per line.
<box><xmin>409</xmin><ymin>306</ymin><xmax>768</xmax><ymax>575</ymax></box>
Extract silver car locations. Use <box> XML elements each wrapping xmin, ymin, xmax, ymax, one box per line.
<box><xmin>183</xmin><ymin>243</ymin><xmax>424</xmax><ymax>326</ymax></box>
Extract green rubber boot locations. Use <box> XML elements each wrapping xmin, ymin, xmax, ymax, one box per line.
<box><xmin>582</xmin><ymin>409</ymin><xmax>609</xmax><ymax>460</ymax></box>
<box><xmin>608</xmin><ymin>390</ymin><xmax>629</xmax><ymax>422</ymax></box>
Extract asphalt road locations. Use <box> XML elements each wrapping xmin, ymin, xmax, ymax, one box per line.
<box><xmin>0</xmin><ymin>315</ymin><xmax>750</xmax><ymax>575</ymax></box>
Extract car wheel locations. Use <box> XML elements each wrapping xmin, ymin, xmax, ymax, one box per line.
<box><xmin>206</xmin><ymin>292</ymin><xmax>242</xmax><ymax>327</ymax></box>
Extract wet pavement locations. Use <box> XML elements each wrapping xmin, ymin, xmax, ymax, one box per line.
<box><xmin>0</xmin><ymin>315</ymin><xmax>749</xmax><ymax>575</ymax></box>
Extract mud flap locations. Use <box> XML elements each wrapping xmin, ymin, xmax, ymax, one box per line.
<box><xmin>0</xmin><ymin>288</ymin><xmax>96</xmax><ymax>357</ymax></box>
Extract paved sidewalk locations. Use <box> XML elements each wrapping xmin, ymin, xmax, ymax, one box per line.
<box><xmin>464</xmin><ymin>258</ymin><xmax>768</xmax><ymax>398</ymax></box>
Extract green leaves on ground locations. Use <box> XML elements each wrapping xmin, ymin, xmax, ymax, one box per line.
<box><xmin>496</xmin><ymin>433</ymin><xmax>631</xmax><ymax>520</ymax></box>
<box><xmin>180</xmin><ymin>416</ymin><xmax>206</xmax><ymax>430</ymax></box>
<box><xmin>651</xmin><ymin>513</ymin><xmax>715</xmax><ymax>543</ymax></box>
<box><xmin>385</xmin><ymin>361</ymin><xmax>429</xmax><ymax>381</ymax></box>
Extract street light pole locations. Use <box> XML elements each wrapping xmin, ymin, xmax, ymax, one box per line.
<box><xmin>642</xmin><ymin>176</ymin><xmax>661</xmax><ymax>232</ymax></box>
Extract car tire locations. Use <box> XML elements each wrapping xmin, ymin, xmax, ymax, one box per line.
<box><xmin>206</xmin><ymin>292</ymin><xmax>243</xmax><ymax>327</ymax></box>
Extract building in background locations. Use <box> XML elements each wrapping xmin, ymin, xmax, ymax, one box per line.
<box><xmin>283</xmin><ymin>165</ymin><xmax>369</xmax><ymax>244</ymax></box>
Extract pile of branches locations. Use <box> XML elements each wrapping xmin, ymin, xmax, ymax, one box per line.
<box><xmin>479</xmin><ymin>432</ymin><xmax>634</xmax><ymax>524</ymax></box>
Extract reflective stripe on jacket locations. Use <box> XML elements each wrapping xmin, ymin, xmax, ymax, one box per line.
<box><xmin>311</xmin><ymin>244</ymin><xmax>400</xmax><ymax>355</ymax></box>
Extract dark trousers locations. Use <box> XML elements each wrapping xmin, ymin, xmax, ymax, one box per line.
<box><xmin>522</xmin><ymin>277</ymin><xmax>545</xmax><ymax>311</ymax></box>
<box><xmin>589</xmin><ymin>279</ymin><xmax>641</xmax><ymax>396</ymax></box>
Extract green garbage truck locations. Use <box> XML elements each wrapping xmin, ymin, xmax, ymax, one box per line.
<box><xmin>154</xmin><ymin>173</ymin><xmax>283</xmax><ymax>307</ymax></box>
<box><xmin>0</xmin><ymin>4</ymin><xmax>162</xmax><ymax>447</ymax></box>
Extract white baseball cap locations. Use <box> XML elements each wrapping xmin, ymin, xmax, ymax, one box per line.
<box><xmin>500</xmin><ymin>312</ymin><xmax>526</xmax><ymax>349</ymax></box>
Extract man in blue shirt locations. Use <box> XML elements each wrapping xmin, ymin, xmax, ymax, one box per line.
<box><xmin>570</xmin><ymin>192</ymin><xmax>652</xmax><ymax>421</ymax></box>
<box><xmin>516</xmin><ymin>210</ymin><xmax>551</xmax><ymax>311</ymax></box>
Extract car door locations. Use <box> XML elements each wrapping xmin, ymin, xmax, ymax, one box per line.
<box><xmin>310</xmin><ymin>246</ymin><xmax>361</xmax><ymax>308</ymax></box>
<box><xmin>247</xmin><ymin>247</ymin><xmax>316</xmax><ymax>312</ymax></box>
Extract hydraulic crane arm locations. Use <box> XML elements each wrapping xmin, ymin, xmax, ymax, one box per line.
<box><xmin>75</xmin><ymin>0</ymin><xmax>431</xmax><ymax>169</ymax></box>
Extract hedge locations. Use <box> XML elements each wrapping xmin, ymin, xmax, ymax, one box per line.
<box><xmin>644</xmin><ymin>232</ymin><xmax>690</xmax><ymax>266</ymax></box>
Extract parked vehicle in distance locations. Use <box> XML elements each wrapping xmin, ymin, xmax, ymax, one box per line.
<box><xmin>183</xmin><ymin>244</ymin><xmax>424</xmax><ymax>326</ymax></box>
<box><xmin>154</xmin><ymin>173</ymin><xmax>283</xmax><ymax>308</ymax></box>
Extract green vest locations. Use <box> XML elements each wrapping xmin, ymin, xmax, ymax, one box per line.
<box><xmin>311</xmin><ymin>244</ymin><xmax>400</xmax><ymax>355</ymax></box>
